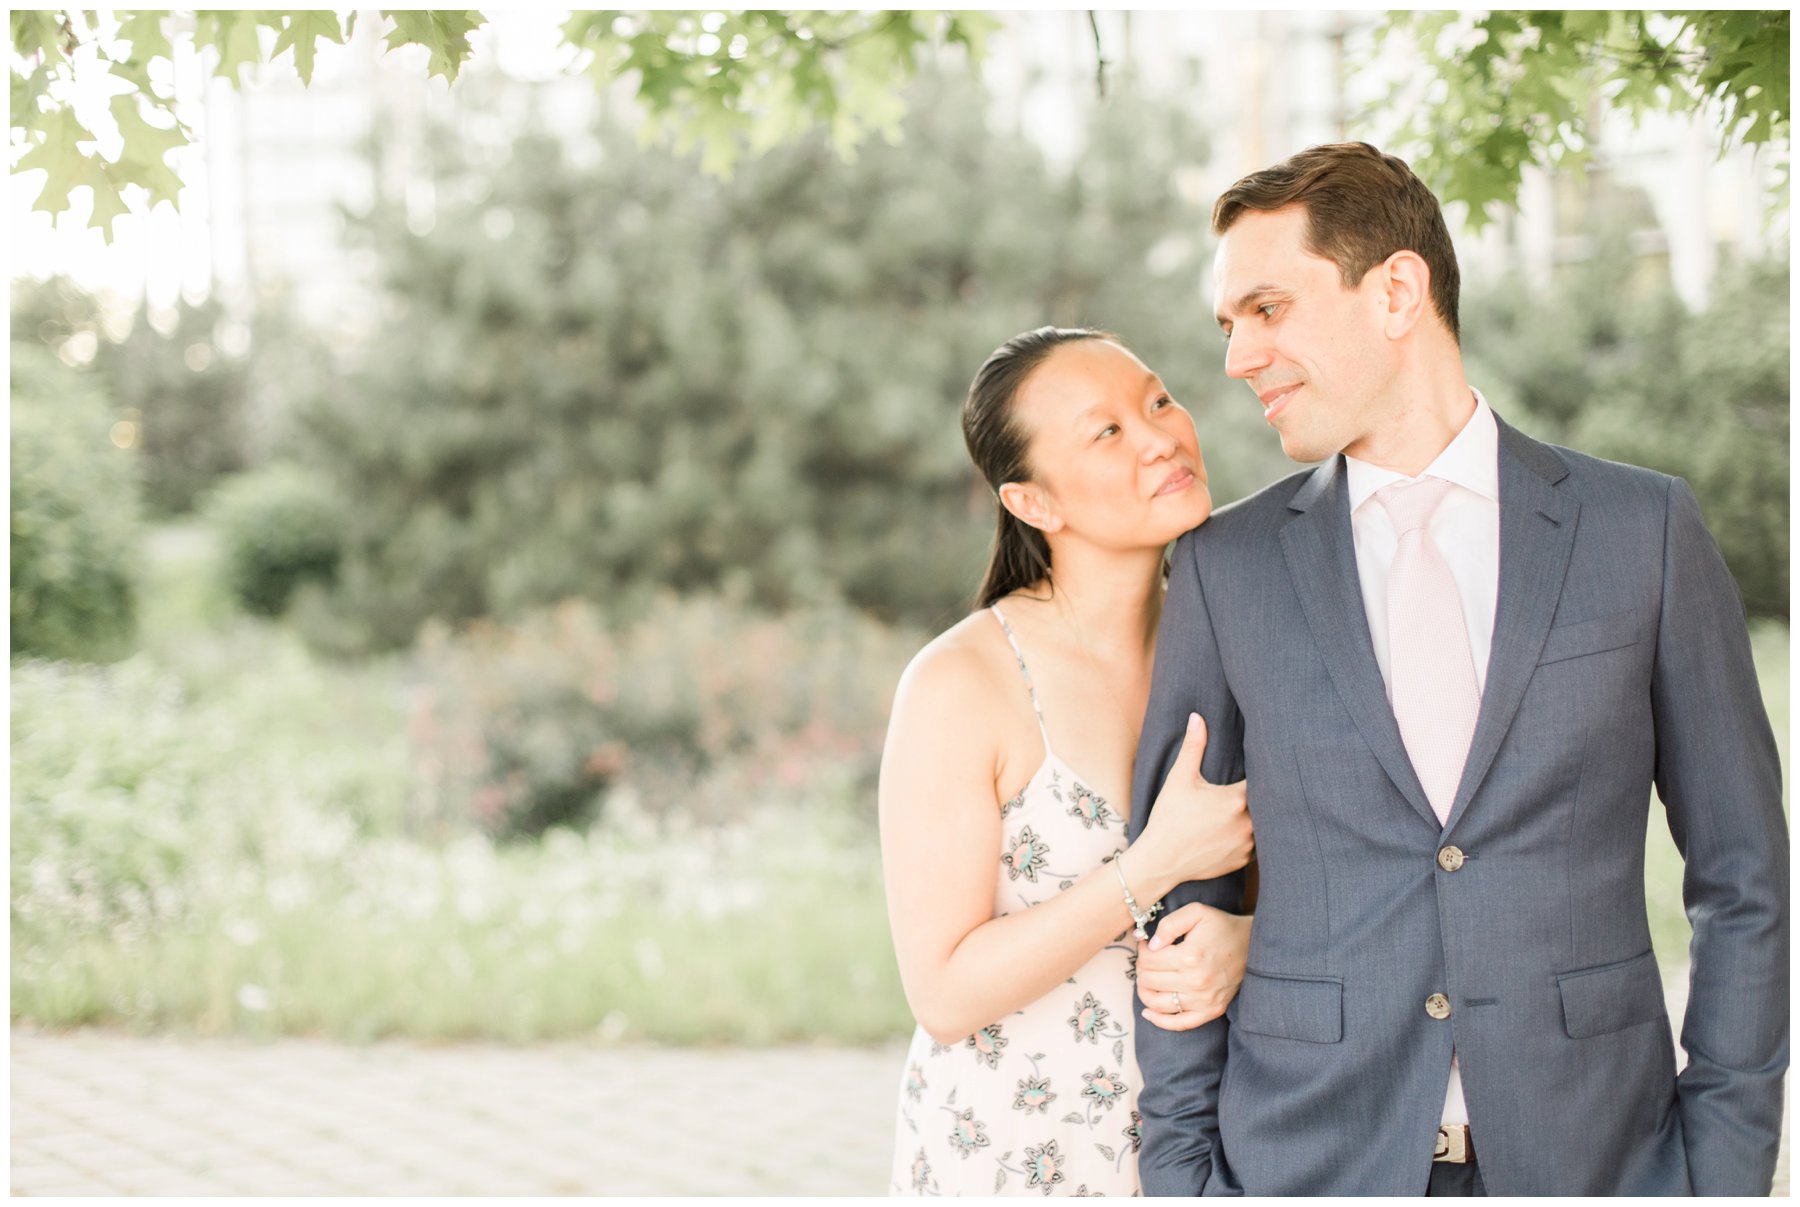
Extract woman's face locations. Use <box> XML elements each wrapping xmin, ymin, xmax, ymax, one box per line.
<box><xmin>1009</xmin><ymin>339</ymin><xmax>1211</xmax><ymax>551</ymax></box>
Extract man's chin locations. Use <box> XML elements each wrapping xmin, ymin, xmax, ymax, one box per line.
<box><xmin>1276</xmin><ymin>429</ymin><xmax>1333</xmax><ymax>465</ymax></box>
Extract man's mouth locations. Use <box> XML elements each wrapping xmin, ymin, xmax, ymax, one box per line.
<box><xmin>1258</xmin><ymin>383</ymin><xmax>1301</xmax><ymax>421</ymax></box>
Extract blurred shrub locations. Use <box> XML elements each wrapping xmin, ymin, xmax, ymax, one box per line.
<box><xmin>10</xmin><ymin>344</ymin><xmax>142</xmax><ymax>661</ymax></box>
<box><xmin>1463</xmin><ymin>233</ymin><xmax>1789</xmax><ymax>618</ymax></box>
<box><xmin>11</xmin><ymin>278</ymin><xmax>249</xmax><ymax>516</ymax></box>
<box><xmin>407</xmin><ymin>595</ymin><xmax>917</xmax><ymax>840</ymax></box>
<box><xmin>293</xmin><ymin>67</ymin><xmax>1294</xmax><ymax>652</ymax></box>
<box><xmin>205</xmin><ymin>464</ymin><xmax>346</xmax><ymax>617</ymax></box>
<box><xmin>12</xmin><ymin>277</ymin><xmax>341</xmax><ymax>520</ymax></box>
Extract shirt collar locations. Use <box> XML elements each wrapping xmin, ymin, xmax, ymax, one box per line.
<box><xmin>1345</xmin><ymin>388</ymin><xmax>1499</xmax><ymax>514</ymax></box>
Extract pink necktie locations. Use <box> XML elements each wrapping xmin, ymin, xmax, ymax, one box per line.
<box><xmin>1377</xmin><ymin>478</ymin><xmax>1480</xmax><ymax>826</ymax></box>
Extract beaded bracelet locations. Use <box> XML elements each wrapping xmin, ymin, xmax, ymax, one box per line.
<box><xmin>1108</xmin><ymin>851</ymin><xmax>1161</xmax><ymax>940</ymax></box>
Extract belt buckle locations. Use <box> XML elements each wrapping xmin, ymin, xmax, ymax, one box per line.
<box><xmin>1433</xmin><ymin>1124</ymin><xmax>1472</xmax><ymax>1164</ymax></box>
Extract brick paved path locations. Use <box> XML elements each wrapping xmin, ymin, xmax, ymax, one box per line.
<box><xmin>11</xmin><ymin>968</ymin><xmax>1788</xmax><ymax>1195</ymax></box>
<box><xmin>11</xmin><ymin>1028</ymin><xmax>910</xmax><ymax>1195</ymax></box>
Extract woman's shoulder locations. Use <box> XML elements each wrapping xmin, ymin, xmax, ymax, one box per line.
<box><xmin>891</xmin><ymin>606</ymin><xmax>1028</xmax><ymax>724</ymax></box>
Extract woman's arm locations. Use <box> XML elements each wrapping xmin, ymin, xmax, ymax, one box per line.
<box><xmin>879</xmin><ymin>642</ymin><xmax>1245</xmax><ymax>1044</ymax></box>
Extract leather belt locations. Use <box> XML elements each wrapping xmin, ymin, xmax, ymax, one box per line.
<box><xmin>1433</xmin><ymin>1124</ymin><xmax>1474</xmax><ymax>1164</ymax></box>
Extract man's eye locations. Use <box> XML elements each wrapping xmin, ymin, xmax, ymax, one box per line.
<box><xmin>1259</xmin><ymin>302</ymin><xmax>1280</xmax><ymax>319</ymax></box>
<box><xmin>1096</xmin><ymin>424</ymin><xmax>1120</xmax><ymax>440</ymax></box>
<box><xmin>1151</xmin><ymin>395</ymin><xmax>1172</xmax><ymax>410</ymax></box>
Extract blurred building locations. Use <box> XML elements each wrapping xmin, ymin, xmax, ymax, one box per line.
<box><xmin>11</xmin><ymin>10</ymin><xmax>1783</xmax><ymax>326</ymax></box>
<box><xmin>981</xmin><ymin>10</ymin><xmax>1782</xmax><ymax>310</ymax></box>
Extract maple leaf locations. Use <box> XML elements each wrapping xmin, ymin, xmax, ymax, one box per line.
<box><xmin>86</xmin><ymin>162</ymin><xmax>134</xmax><ymax>237</ymax></box>
<box><xmin>382</xmin><ymin>11</ymin><xmax>487</xmax><ymax>84</ymax></box>
<box><xmin>10</xmin><ymin>11</ymin><xmax>67</xmax><ymax>64</ymax></box>
<box><xmin>194</xmin><ymin>11</ymin><xmax>273</xmax><ymax>82</ymax></box>
<box><xmin>108</xmin><ymin>95</ymin><xmax>188</xmax><ymax>206</ymax></box>
<box><xmin>116</xmin><ymin>10</ymin><xmax>172</xmax><ymax>67</ymax></box>
<box><xmin>14</xmin><ymin>109</ymin><xmax>100</xmax><ymax>217</ymax></box>
<box><xmin>273</xmin><ymin>11</ymin><xmax>348</xmax><ymax>87</ymax></box>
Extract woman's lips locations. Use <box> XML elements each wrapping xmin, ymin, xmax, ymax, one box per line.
<box><xmin>1156</xmin><ymin>468</ymin><xmax>1195</xmax><ymax>497</ymax></box>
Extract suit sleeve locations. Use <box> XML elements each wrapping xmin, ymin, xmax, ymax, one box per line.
<box><xmin>1650</xmin><ymin>477</ymin><xmax>1789</xmax><ymax>1195</ymax></box>
<box><xmin>1129</xmin><ymin>527</ymin><xmax>1248</xmax><ymax>1197</ymax></box>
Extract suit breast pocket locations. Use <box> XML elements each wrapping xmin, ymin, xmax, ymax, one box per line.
<box><xmin>1234</xmin><ymin>969</ymin><xmax>1343</xmax><ymax>1043</ymax></box>
<box><xmin>1537</xmin><ymin>608</ymin><xmax>1639</xmax><ymax>667</ymax></box>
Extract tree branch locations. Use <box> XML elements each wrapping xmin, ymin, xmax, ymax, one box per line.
<box><xmin>1088</xmin><ymin>11</ymin><xmax>1107</xmax><ymax>100</ymax></box>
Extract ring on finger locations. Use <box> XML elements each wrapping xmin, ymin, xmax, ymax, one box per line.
<box><xmin>1172</xmin><ymin>991</ymin><xmax>1182</xmax><ymax>1013</ymax></box>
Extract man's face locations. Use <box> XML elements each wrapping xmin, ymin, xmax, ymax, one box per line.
<box><xmin>1212</xmin><ymin>205</ymin><xmax>1395</xmax><ymax>463</ymax></box>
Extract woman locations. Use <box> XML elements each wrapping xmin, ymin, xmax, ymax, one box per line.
<box><xmin>882</xmin><ymin>328</ymin><xmax>1255</xmax><ymax>1196</ymax></box>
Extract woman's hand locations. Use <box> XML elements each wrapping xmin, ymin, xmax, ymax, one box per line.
<box><xmin>1133</xmin><ymin>713</ymin><xmax>1254</xmax><ymax>890</ymax></box>
<box><xmin>1135</xmin><ymin>903</ymin><xmax>1252</xmax><ymax>1030</ymax></box>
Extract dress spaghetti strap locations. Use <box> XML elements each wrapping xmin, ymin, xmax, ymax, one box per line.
<box><xmin>989</xmin><ymin>604</ymin><xmax>1052</xmax><ymax>754</ymax></box>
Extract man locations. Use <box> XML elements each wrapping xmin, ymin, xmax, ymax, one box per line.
<box><xmin>1126</xmin><ymin>142</ymin><xmax>1787</xmax><ymax>1195</ymax></box>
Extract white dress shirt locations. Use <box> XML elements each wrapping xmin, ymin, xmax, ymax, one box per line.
<box><xmin>1343</xmin><ymin>388</ymin><xmax>1500</xmax><ymax>1129</ymax></box>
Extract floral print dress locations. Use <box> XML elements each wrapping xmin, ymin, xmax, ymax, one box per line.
<box><xmin>890</xmin><ymin>606</ymin><xmax>1142</xmax><ymax>1196</ymax></box>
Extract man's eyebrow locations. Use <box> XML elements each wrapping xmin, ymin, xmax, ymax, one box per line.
<box><xmin>1215</xmin><ymin>284</ymin><xmax>1285</xmax><ymax>326</ymax></box>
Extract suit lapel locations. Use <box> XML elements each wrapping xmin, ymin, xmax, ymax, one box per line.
<box><xmin>1442</xmin><ymin>417</ymin><xmax>1578</xmax><ymax>834</ymax></box>
<box><xmin>1280</xmin><ymin>457</ymin><xmax>1440</xmax><ymax>830</ymax></box>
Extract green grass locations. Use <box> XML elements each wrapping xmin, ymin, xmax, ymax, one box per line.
<box><xmin>14</xmin><ymin>522</ymin><xmax>913</xmax><ymax>1044</ymax></box>
<box><xmin>12</xmin><ymin>816</ymin><xmax>913</xmax><ymax>1045</ymax></box>
<box><xmin>1644</xmin><ymin>619</ymin><xmax>1789</xmax><ymax>972</ymax></box>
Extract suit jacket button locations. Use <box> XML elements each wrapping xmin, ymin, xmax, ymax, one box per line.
<box><xmin>1437</xmin><ymin>845</ymin><xmax>1466</xmax><ymax>872</ymax></box>
<box><xmin>1425</xmin><ymin>993</ymin><xmax>1452</xmax><ymax>1019</ymax></box>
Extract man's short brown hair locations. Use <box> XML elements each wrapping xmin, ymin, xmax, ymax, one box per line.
<box><xmin>1213</xmin><ymin>142</ymin><xmax>1461</xmax><ymax>343</ymax></box>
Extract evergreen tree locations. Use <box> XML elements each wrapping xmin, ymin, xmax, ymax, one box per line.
<box><xmin>295</xmin><ymin>69</ymin><xmax>1294</xmax><ymax>651</ymax></box>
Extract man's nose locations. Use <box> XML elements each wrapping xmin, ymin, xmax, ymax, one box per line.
<box><xmin>1224</xmin><ymin>328</ymin><xmax>1271</xmax><ymax>380</ymax></box>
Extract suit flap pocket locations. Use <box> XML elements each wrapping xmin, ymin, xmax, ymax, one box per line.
<box><xmin>1235</xmin><ymin>970</ymin><xmax>1342</xmax><ymax>1043</ymax></box>
<box><xmin>1557</xmin><ymin>949</ymin><xmax>1664</xmax><ymax>1039</ymax></box>
<box><xmin>1538</xmin><ymin>609</ymin><xmax>1638</xmax><ymax>666</ymax></box>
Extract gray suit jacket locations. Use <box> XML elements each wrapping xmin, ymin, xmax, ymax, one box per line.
<box><xmin>1127</xmin><ymin>415</ymin><xmax>1787</xmax><ymax>1195</ymax></box>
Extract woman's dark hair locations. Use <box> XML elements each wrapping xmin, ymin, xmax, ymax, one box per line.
<box><xmin>962</xmin><ymin>325</ymin><xmax>1119</xmax><ymax>609</ymax></box>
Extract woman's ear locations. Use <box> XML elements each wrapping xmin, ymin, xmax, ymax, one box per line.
<box><xmin>999</xmin><ymin>481</ymin><xmax>1063</xmax><ymax>535</ymax></box>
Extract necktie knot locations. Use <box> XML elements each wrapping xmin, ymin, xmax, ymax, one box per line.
<box><xmin>1376</xmin><ymin>477</ymin><xmax>1454</xmax><ymax>535</ymax></box>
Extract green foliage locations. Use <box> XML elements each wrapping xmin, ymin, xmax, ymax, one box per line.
<box><xmin>1377</xmin><ymin>11</ymin><xmax>1789</xmax><ymax>227</ymax></box>
<box><xmin>10</xmin><ymin>9</ymin><xmax>986</xmax><ymax>239</ymax></box>
<box><xmin>383</xmin><ymin>10</ymin><xmax>484</xmax><ymax>84</ymax></box>
<box><xmin>9</xmin><ymin>343</ymin><xmax>142</xmax><ymax>661</ymax></box>
<box><xmin>9</xmin><ymin>562</ymin><xmax>914</xmax><ymax>1042</ymax></box>
<box><xmin>1462</xmin><ymin>225</ymin><xmax>1788</xmax><ymax>617</ymax></box>
<box><xmin>561</xmin><ymin>10</ymin><xmax>997</xmax><ymax>175</ymax></box>
<box><xmin>406</xmin><ymin>596</ymin><xmax>912</xmax><ymax>840</ymax></box>
<box><xmin>291</xmin><ymin>69</ymin><xmax>1287</xmax><ymax>651</ymax></box>
<box><xmin>205</xmin><ymin>464</ymin><xmax>346</xmax><ymax>617</ymax></box>
<box><xmin>12</xmin><ymin>277</ymin><xmax>252</xmax><ymax>516</ymax></box>
<box><xmin>271</xmin><ymin>10</ymin><xmax>351</xmax><ymax>86</ymax></box>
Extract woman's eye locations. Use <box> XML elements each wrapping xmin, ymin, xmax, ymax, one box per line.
<box><xmin>1151</xmin><ymin>395</ymin><xmax>1172</xmax><ymax>410</ymax></box>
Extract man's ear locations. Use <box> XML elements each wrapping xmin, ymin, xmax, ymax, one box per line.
<box><xmin>1379</xmin><ymin>249</ymin><xmax>1433</xmax><ymax>340</ymax></box>
<box><xmin>999</xmin><ymin>481</ymin><xmax>1063</xmax><ymax>535</ymax></box>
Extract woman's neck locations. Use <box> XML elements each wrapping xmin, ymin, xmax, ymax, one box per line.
<box><xmin>1016</xmin><ymin>542</ymin><xmax>1165</xmax><ymax>663</ymax></box>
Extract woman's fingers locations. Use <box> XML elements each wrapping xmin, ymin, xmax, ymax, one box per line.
<box><xmin>1139</xmin><ymin>999</ymin><xmax>1226</xmax><ymax>1030</ymax></box>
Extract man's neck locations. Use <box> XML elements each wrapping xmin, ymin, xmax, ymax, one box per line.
<box><xmin>1343</xmin><ymin>360</ymin><xmax>1475</xmax><ymax>478</ymax></box>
